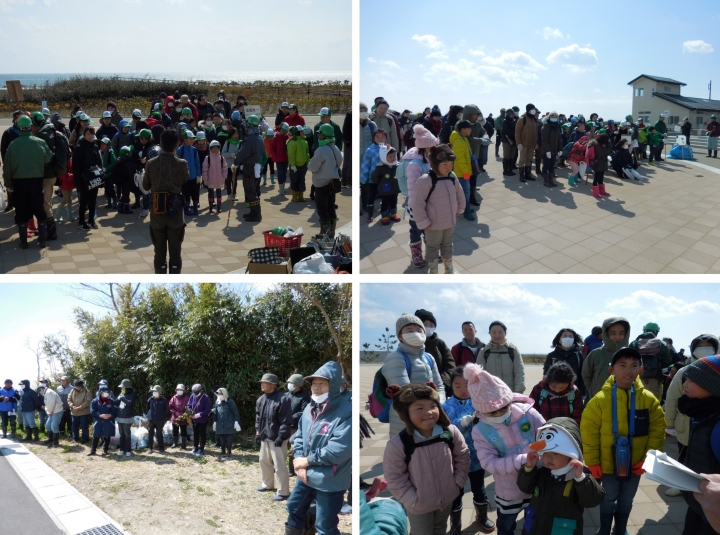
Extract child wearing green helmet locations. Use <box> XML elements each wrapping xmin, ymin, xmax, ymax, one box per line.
<box><xmin>203</xmin><ymin>140</ymin><xmax>228</xmax><ymax>214</ymax></box>
<box><xmin>307</xmin><ymin>123</ymin><xmax>343</xmax><ymax>239</ymax></box>
<box><xmin>287</xmin><ymin>126</ymin><xmax>310</xmax><ymax>202</ymax></box>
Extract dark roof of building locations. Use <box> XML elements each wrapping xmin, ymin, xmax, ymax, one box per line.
<box><xmin>627</xmin><ymin>74</ymin><xmax>686</xmax><ymax>86</ymax></box>
<box><xmin>653</xmin><ymin>92</ymin><xmax>720</xmax><ymax>112</ymax></box>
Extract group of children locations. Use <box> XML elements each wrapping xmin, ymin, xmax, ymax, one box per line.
<box><xmin>381</xmin><ymin>314</ymin><xmax>720</xmax><ymax>535</ymax></box>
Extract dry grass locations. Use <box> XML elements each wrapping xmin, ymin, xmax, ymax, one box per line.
<box><xmin>25</xmin><ymin>437</ymin><xmax>352</xmax><ymax>535</ymax></box>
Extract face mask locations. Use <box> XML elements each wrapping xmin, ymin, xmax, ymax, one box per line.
<box><xmin>456</xmin><ymin>113</ymin><xmax>462</xmax><ymax>120</ymax></box>
<box><xmin>549</xmin><ymin>118</ymin><xmax>558</xmax><ymax>123</ymax></box>
<box><xmin>121</xmin><ymin>389</ymin><xmax>126</xmax><ymax>394</ymax></box>
<box><xmin>529</xmin><ymin>109</ymin><xmax>536</xmax><ymax>115</ymax></box>
<box><xmin>402</xmin><ymin>332</ymin><xmax>426</xmax><ymax>347</ymax></box>
<box><xmin>193</xmin><ymin>390</ymin><xmax>201</xmax><ymax>395</ymax></box>
<box><xmin>40</xmin><ymin>383</ymin><xmax>47</xmax><ymax>387</ymax></box>
<box><xmin>287</xmin><ymin>383</ymin><xmax>296</xmax><ymax>392</ymax></box>
<box><xmin>222</xmin><ymin>125</ymin><xmax>228</xmax><ymax>131</ymax></box>
<box><xmin>311</xmin><ymin>392</ymin><xmax>329</xmax><ymax>404</ymax></box>
<box><xmin>485</xmin><ymin>411</ymin><xmax>511</xmax><ymax>424</ymax></box>
<box><xmin>19</xmin><ymin>385</ymin><xmax>25</xmax><ymax>390</ymax></box>
<box><xmin>101</xmin><ymin>392</ymin><xmax>109</xmax><ymax>398</ymax></box>
<box><xmin>217</xmin><ymin>394</ymin><xmax>224</xmax><ymax>401</ymax></box>
<box><xmin>359</xmin><ymin>112</ymin><xmax>368</xmax><ymax>120</ymax></box>
<box><xmin>424</xmin><ymin>327</ymin><xmax>435</xmax><ymax>337</ymax></box>
<box><xmin>560</xmin><ymin>337</ymin><xmax>574</xmax><ymax>348</ymax></box>
<box><xmin>693</xmin><ymin>346</ymin><xmax>715</xmax><ymax>359</ymax></box>
<box><xmin>153</xmin><ymin>392</ymin><xmax>159</xmax><ymax>398</ymax></box>
<box><xmin>176</xmin><ymin>390</ymin><xmax>184</xmax><ymax>396</ymax></box>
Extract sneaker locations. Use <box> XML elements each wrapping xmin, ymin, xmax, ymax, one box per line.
<box><xmin>77</xmin><ymin>221</ymin><xmax>90</xmax><ymax>231</ymax></box>
<box><xmin>88</xmin><ymin>221</ymin><xmax>98</xmax><ymax>229</ymax></box>
<box><xmin>126</xmin><ymin>452</ymin><xmax>131</xmax><ymax>457</ymax></box>
<box><xmin>665</xmin><ymin>487</ymin><xmax>682</xmax><ymax>497</ymax></box>
<box><xmin>340</xmin><ymin>504</ymin><xmax>352</xmax><ymax>515</ymax></box>
<box><xmin>219</xmin><ymin>457</ymin><xmax>227</xmax><ymax>462</ymax></box>
<box><xmin>273</xmin><ymin>494</ymin><xmax>289</xmax><ymax>502</ymax></box>
<box><xmin>140</xmin><ymin>209</ymin><xmax>148</xmax><ymax>217</ymax></box>
<box><xmin>649</xmin><ymin>161</ymin><xmax>657</xmax><ymax>166</ymax></box>
<box><xmin>257</xmin><ymin>486</ymin><xmax>274</xmax><ymax>492</ymax></box>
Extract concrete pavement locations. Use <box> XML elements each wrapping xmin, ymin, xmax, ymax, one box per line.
<box><xmin>360</xmin><ymin>363</ymin><xmax>687</xmax><ymax>535</ymax></box>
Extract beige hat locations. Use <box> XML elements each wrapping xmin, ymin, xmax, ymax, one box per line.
<box><xmin>149</xmin><ymin>385</ymin><xmax>163</xmax><ymax>394</ymax></box>
<box><xmin>176</xmin><ymin>384</ymin><xmax>186</xmax><ymax>391</ymax></box>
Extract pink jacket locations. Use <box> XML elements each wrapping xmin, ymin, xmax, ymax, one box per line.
<box><xmin>472</xmin><ymin>398</ymin><xmax>546</xmax><ymax>501</ymax></box>
<box><xmin>202</xmin><ymin>151</ymin><xmax>228</xmax><ymax>190</ymax></box>
<box><xmin>402</xmin><ymin>148</ymin><xmax>428</xmax><ymax>220</ymax></box>
<box><xmin>410</xmin><ymin>172</ymin><xmax>466</xmax><ymax>231</ymax></box>
<box><xmin>168</xmin><ymin>394</ymin><xmax>190</xmax><ymax>423</ymax></box>
<box><xmin>383</xmin><ymin>424</ymin><xmax>470</xmax><ymax>515</ymax></box>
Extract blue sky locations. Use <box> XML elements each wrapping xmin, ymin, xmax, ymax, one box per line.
<box><xmin>0</xmin><ymin>283</ymin><xmax>273</xmax><ymax>384</ymax></box>
<box><xmin>361</xmin><ymin>283</ymin><xmax>720</xmax><ymax>355</ymax></box>
<box><xmin>361</xmin><ymin>0</ymin><xmax>718</xmax><ymax>120</ymax></box>
<box><xmin>0</xmin><ymin>0</ymin><xmax>350</xmax><ymax>73</ymax></box>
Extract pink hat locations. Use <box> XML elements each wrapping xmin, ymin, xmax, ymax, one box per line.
<box><xmin>463</xmin><ymin>362</ymin><xmax>514</xmax><ymax>413</ymax></box>
<box><xmin>413</xmin><ymin>124</ymin><xmax>438</xmax><ymax>149</ymax></box>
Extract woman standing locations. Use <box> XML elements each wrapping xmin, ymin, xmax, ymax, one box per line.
<box><xmin>478</xmin><ymin>321</ymin><xmax>525</xmax><ymax>393</ymax></box>
<box><xmin>187</xmin><ymin>384</ymin><xmax>211</xmax><ymax>457</ymax></box>
<box><xmin>542</xmin><ymin>328</ymin><xmax>586</xmax><ymax>396</ymax></box>
<box><xmin>169</xmin><ymin>384</ymin><xmax>190</xmax><ymax>450</ymax></box>
<box><xmin>72</xmin><ymin>126</ymin><xmax>102</xmax><ymax>230</ymax></box>
<box><xmin>115</xmin><ymin>379</ymin><xmax>136</xmax><ymax>457</ymax></box>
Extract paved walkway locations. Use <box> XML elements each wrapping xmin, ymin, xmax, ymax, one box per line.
<box><xmin>0</xmin><ymin>116</ymin><xmax>351</xmax><ymax>274</ymax></box>
<box><xmin>0</xmin><ymin>437</ymin><xmax>128</xmax><ymax>535</ymax></box>
<box><xmin>360</xmin><ymin>363</ymin><xmax>687</xmax><ymax>535</ymax></box>
<box><xmin>360</xmin><ymin>154</ymin><xmax>720</xmax><ymax>274</ymax></box>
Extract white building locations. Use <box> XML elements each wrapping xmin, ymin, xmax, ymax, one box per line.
<box><xmin>628</xmin><ymin>74</ymin><xmax>720</xmax><ymax>134</ymax></box>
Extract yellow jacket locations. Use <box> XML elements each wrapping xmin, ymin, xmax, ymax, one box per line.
<box><xmin>449</xmin><ymin>130</ymin><xmax>473</xmax><ymax>179</ymax></box>
<box><xmin>287</xmin><ymin>137</ymin><xmax>310</xmax><ymax>167</ymax></box>
<box><xmin>580</xmin><ymin>375</ymin><xmax>665</xmax><ymax>474</ymax></box>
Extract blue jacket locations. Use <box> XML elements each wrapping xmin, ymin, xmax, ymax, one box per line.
<box><xmin>19</xmin><ymin>380</ymin><xmax>41</xmax><ymax>412</ymax></box>
<box><xmin>176</xmin><ymin>144</ymin><xmax>201</xmax><ymax>180</ymax></box>
<box><xmin>360</xmin><ymin>143</ymin><xmax>381</xmax><ymax>185</ymax></box>
<box><xmin>146</xmin><ymin>396</ymin><xmax>169</xmax><ymax>421</ymax></box>
<box><xmin>292</xmin><ymin>361</ymin><xmax>352</xmax><ymax>492</ymax></box>
<box><xmin>584</xmin><ymin>334</ymin><xmax>603</xmax><ymax>354</ymax></box>
<box><xmin>91</xmin><ymin>387</ymin><xmax>118</xmax><ymax>437</ymax></box>
<box><xmin>442</xmin><ymin>396</ymin><xmax>482</xmax><ymax>472</ymax></box>
<box><xmin>0</xmin><ymin>387</ymin><xmax>19</xmax><ymax>412</ymax></box>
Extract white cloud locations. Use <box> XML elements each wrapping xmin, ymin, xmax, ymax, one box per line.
<box><xmin>606</xmin><ymin>290</ymin><xmax>720</xmax><ymax>318</ymax></box>
<box><xmin>424</xmin><ymin>59</ymin><xmax>539</xmax><ymax>92</ymax></box>
<box><xmin>0</xmin><ymin>0</ymin><xmax>36</xmax><ymax>13</ymax></box>
<box><xmin>683</xmin><ymin>40</ymin><xmax>714</xmax><ymax>54</ymax></box>
<box><xmin>436</xmin><ymin>284</ymin><xmax>562</xmax><ymax>316</ymax></box>
<box><xmin>546</xmin><ymin>44</ymin><xmax>598</xmax><ymax>73</ymax></box>
<box><xmin>537</xmin><ymin>27</ymin><xmax>567</xmax><ymax>40</ymax></box>
<box><xmin>468</xmin><ymin>49</ymin><xmax>485</xmax><ymax>57</ymax></box>
<box><xmin>426</xmin><ymin>51</ymin><xmax>449</xmax><ymax>60</ymax></box>
<box><xmin>367</xmin><ymin>57</ymin><xmax>377</xmax><ymax>64</ymax></box>
<box><xmin>366</xmin><ymin>57</ymin><xmax>401</xmax><ymax>69</ymax></box>
<box><xmin>481</xmin><ymin>51</ymin><xmax>547</xmax><ymax>71</ymax></box>
<box><xmin>411</xmin><ymin>34</ymin><xmax>443</xmax><ymax>50</ymax></box>
<box><xmin>198</xmin><ymin>2</ymin><xmax>210</xmax><ymax>11</ymax></box>
<box><xmin>165</xmin><ymin>0</ymin><xmax>184</xmax><ymax>3</ymax></box>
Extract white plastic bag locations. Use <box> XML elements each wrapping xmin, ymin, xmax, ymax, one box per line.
<box><xmin>293</xmin><ymin>252</ymin><xmax>334</xmax><ymax>274</ymax></box>
<box><xmin>578</xmin><ymin>161</ymin><xmax>587</xmax><ymax>177</ymax></box>
<box><xmin>162</xmin><ymin>421</ymin><xmax>174</xmax><ymax>446</ymax></box>
<box><xmin>131</xmin><ymin>427</ymin><xmax>149</xmax><ymax>450</ymax></box>
<box><xmin>285</xmin><ymin>226</ymin><xmax>304</xmax><ymax>238</ymax></box>
<box><xmin>0</xmin><ymin>185</ymin><xmax>6</xmax><ymax>212</ymax></box>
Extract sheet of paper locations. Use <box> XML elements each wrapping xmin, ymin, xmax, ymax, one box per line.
<box><xmin>642</xmin><ymin>450</ymin><xmax>708</xmax><ymax>493</ymax></box>
<box><xmin>119</xmin><ymin>401</ymin><xmax>126</xmax><ymax>409</ymax></box>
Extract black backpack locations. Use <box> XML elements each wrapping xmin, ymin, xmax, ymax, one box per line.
<box><xmin>50</xmin><ymin>130</ymin><xmax>71</xmax><ymax>176</ymax></box>
<box><xmin>425</xmin><ymin>170</ymin><xmax>456</xmax><ymax>203</ymax></box>
<box><xmin>482</xmin><ymin>346</ymin><xmax>516</xmax><ymax>363</ymax></box>
<box><xmin>399</xmin><ymin>427</ymin><xmax>454</xmax><ymax>466</ymax></box>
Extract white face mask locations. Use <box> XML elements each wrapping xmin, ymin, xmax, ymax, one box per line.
<box><xmin>359</xmin><ymin>112</ymin><xmax>368</xmax><ymax>120</ymax></box>
<box><xmin>456</xmin><ymin>113</ymin><xmax>462</xmax><ymax>120</ymax></box>
<box><xmin>311</xmin><ymin>392</ymin><xmax>329</xmax><ymax>404</ymax></box>
<box><xmin>529</xmin><ymin>109</ymin><xmax>536</xmax><ymax>115</ymax></box>
<box><xmin>287</xmin><ymin>383</ymin><xmax>296</xmax><ymax>392</ymax></box>
<box><xmin>101</xmin><ymin>392</ymin><xmax>110</xmax><ymax>398</ymax></box>
<box><xmin>217</xmin><ymin>394</ymin><xmax>224</xmax><ymax>401</ymax></box>
<box><xmin>549</xmin><ymin>118</ymin><xmax>558</xmax><ymax>123</ymax></box>
<box><xmin>19</xmin><ymin>385</ymin><xmax>25</xmax><ymax>390</ymax></box>
<box><xmin>40</xmin><ymin>383</ymin><xmax>47</xmax><ymax>388</ymax></box>
<box><xmin>222</xmin><ymin>125</ymin><xmax>228</xmax><ymax>131</ymax></box>
<box><xmin>152</xmin><ymin>392</ymin><xmax>159</xmax><ymax>398</ymax></box>
<box><xmin>693</xmin><ymin>346</ymin><xmax>715</xmax><ymax>359</ymax></box>
<box><xmin>402</xmin><ymin>332</ymin><xmax>426</xmax><ymax>347</ymax></box>
<box><xmin>485</xmin><ymin>411</ymin><xmax>511</xmax><ymax>424</ymax></box>
<box><xmin>176</xmin><ymin>390</ymin><xmax>184</xmax><ymax>396</ymax></box>
<box><xmin>560</xmin><ymin>337</ymin><xmax>574</xmax><ymax>348</ymax></box>
<box><xmin>424</xmin><ymin>327</ymin><xmax>435</xmax><ymax>337</ymax></box>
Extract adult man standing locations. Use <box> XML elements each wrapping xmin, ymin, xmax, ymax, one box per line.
<box><xmin>515</xmin><ymin>103</ymin><xmax>539</xmax><ymax>181</ymax></box>
<box><xmin>68</xmin><ymin>379</ymin><xmax>92</xmax><ymax>443</ymax></box>
<box><xmin>256</xmin><ymin>373</ymin><xmax>293</xmax><ymax>501</ymax></box>
<box><xmin>3</xmin><ymin>115</ymin><xmax>52</xmax><ymax>249</ymax></box>
<box><xmin>142</xmin><ymin>128</ymin><xmax>189</xmax><ymax>274</ymax></box>
<box><xmin>707</xmin><ymin>114</ymin><xmax>720</xmax><ymax>158</ymax></box>
<box><xmin>56</xmin><ymin>376</ymin><xmax>73</xmax><ymax>437</ymax></box>
<box><xmin>31</xmin><ymin>111</ymin><xmax>61</xmax><ymax>241</ymax></box>
<box><xmin>629</xmin><ymin>322</ymin><xmax>674</xmax><ymax>400</ymax></box>
<box><xmin>234</xmin><ymin>115</ymin><xmax>265</xmax><ymax>223</ymax></box>
<box><xmin>681</xmin><ymin>117</ymin><xmax>693</xmax><ymax>146</ymax></box>
<box><xmin>451</xmin><ymin>321</ymin><xmax>486</xmax><ymax>366</ymax></box>
<box><xmin>654</xmin><ymin>115</ymin><xmax>667</xmax><ymax>161</ymax></box>
<box><xmin>414</xmin><ymin>309</ymin><xmax>456</xmax><ymax>394</ymax></box>
<box><xmin>501</xmin><ymin>108</ymin><xmax>517</xmax><ymax>177</ymax></box>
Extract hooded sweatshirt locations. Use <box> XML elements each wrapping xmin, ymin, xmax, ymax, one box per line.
<box><xmin>454</xmin><ymin>104</ymin><xmax>489</xmax><ymax>159</ymax></box>
<box><xmin>292</xmin><ymin>361</ymin><xmax>352</xmax><ymax>492</ymax></box>
<box><xmin>212</xmin><ymin>389</ymin><xmax>241</xmax><ymax>435</ymax></box>
<box><xmin>19</xmin><ymin>380</ymin><xmax>41</xmax><ymax>412</ymax></box>
<box><xmin>581</xmin><ymin>317</ymin><xmax>631</xmax><ymax>398</ymax></box>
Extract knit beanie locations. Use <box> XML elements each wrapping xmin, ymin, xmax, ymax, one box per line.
<box><xmin>414</xmin><ymin>309</ymin><xmax>437</xmax><ymax>328</ymax></box>
<box><xmin>463</xmin><ymin>362</ymin><xmax>514</xmax><ymax>413</ymax></box>
<box><xmin>395</xmin><ymin>313</ymin><xmax>425</xmax><ymax>338</ymax></box>
<box><xmin>391</xmin><ymin>382</ymin><xmax>451</xmax><ymax>435</ymax></box>
<box><xmin>683</xmin><ymin>356</ymin><xmax>720</xmax><ymax>397</ymax></box>
<box><xmin>413</xmin><ymin>124</ymin><xmax>438</xmax><ymax>149</ymax></box>
<box><xmin>428</xmin><ymin>144</ymin><xmax>456</xmax><ymax>174</ymax></box>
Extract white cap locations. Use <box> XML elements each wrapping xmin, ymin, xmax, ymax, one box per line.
<box><xmin>281</xmin><ymin>101</ymin><xmax>289</xmax><ymax>108</ymax></box>
<box><xmin>101</xmin><ymin>137</ymin><xmax>111</xmax><ymax>145</ymax></box>
<box><xmin>132</xmin><ymin>109</ymin><xmax>142</xmax><ymax>117</ymax></box>
<box><xmin>42</xmin><ymin>107</ymin><xmax>50</xmax><ymax>115</ymax></box>
<box><xmin>318</xmin><ymin>107</ymin><xmax>330</xmax><ymax>116</ymax></box>
<box><xmin>102</xmin><ymin>111</ymin><xmax>112</xmax><ymax>118</ymax></box>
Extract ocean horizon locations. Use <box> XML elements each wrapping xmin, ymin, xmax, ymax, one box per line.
<box><xmin>0</xmin><ymin>71</ymin><xmax>352</xmax><ymax>87</ymax></box>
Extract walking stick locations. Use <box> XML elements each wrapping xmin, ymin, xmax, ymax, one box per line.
<box><xmin>226</xmin><ymin>166</ymin><xmax>237</xmax><ymax>228</ymax></box>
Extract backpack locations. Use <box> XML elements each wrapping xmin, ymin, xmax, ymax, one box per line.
<box><xmin>561</xmin><ymin>141</ymin><xmax>574</xmax><ymax>159</ymax></box>
<box><xmin>49</xmin><ymin>130</ymin><xmax>70</xmax><ymax>176</ymax></box>
<box><xmin>425</xmin><ymin>171</ymin><xmax>456</xmax><ymax>203</ymax></box>
<box><xmin>635</xmin><ymin>334</ymin><xmax>663</xmax><ymax>379</ymax></box>
<box><xmin>397</xmin><ymin>158</ymin><xmax>428</xmax><ymax>196</ymax></box>
<box><xmin>482</xmin><ymin>345</ymin><xmax>516</xmax><ymax>363</ymax></box>
<box><xmin>537</xmin><ymin>388</ymin><xmax>575</xmax><ymax>415</ymax></box>
<box><xmin>367</xmin><ymin>350</ymin><xmax>434</xmax><ymax>423</ymax></box>
<box><xmin>398</xmin><ymin>427</ymin><xmax>454</xmax><ymax>466</ymax></box>
<box><xmin>475</xmin><ymin>412</ymin><xmax>535</xmax><ymax>457</ymax></box>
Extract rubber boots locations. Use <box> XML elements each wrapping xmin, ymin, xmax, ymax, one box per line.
<box><xmin>599</xmin><ymin>184</ymin><xmax>610</xmax><ymax>196</ymax></box>
<box><xmin>25</xmin><ymin>428</ymin><xmax>32</xmax><ymax>441</ymax></box>
<box><xmin>262</xmin><ymin>173</ymin><xmax>267</xmax><ymax>186</ymax></box>
<box><xmin>32</xmin><ymin>428</ymin><xmax>39</xmax><ymax>441</ymax></box>
<box><xmin>519</xmin><ymin>167</ymin><xmax>526</xmax><ymax>183</ymax></box>
<box><xmin>123</xmin><ymin>203</ymin><xmax>134</xmax><ymax>214</ymax></box>
<box><xmin>299</xmin><ymin>191</ymin><xmax>305</xmax><ymax>202</ymax></box>
<box><xmin>284</xmin><ymin>524</ymin><xmax>304</xmax><ymax>535</ymax></box>
<box><xmin>216</xmin><ymin>196</ymin><xmax>222</xmax><ymax>213</ymax></box>
<box><xmin>592</xmin><ymin>185</ymin><xmax>602</xmax><ymax>198</ymax></box>
<box><xmin>1</xmin><ymin>426</ymin><xmax>6</xmax><ymax>438</ymax></box>
<box><xmin>318</xmin><ymin>221</ymin><xmax>331</xmax><ymax>238</ymax></box>
<box><xmin>291</xmin><ymin>190</ymin><xmax>299</xmax><ymax>202</ymax></box>
<box><xmin>38</xmin><ymin>221</ymin><xmax>47</xmax><ymax>248</ymax></box>
<box><xmin>154</xmin><ymin>262</ymin><xmax>168</xmax><ymax>274</ymax></box>
<box><xmin>245</xmin><ymin>202</ymin><xmax>262</xmax><ymax>222</ymax></box>
<box><xmin>525</xmin><ymin>166</ymin><xmax>536</xmax><ymax>181</ymax></box>
<box><xmin>442</xmin><ymin>257</ymin><xmax>457</xmax><ymax>274</ymax></box>
<box><xmin>271</xmin><ymin>173</ymin><xmax>276</xmax><ymax>185</ymax></box>
<box><xmin>428</xmin><ymin>259</ymin><xmax>439</xmax><ymax>274</ymax></box>
<box><xmin>183</xmin><ymin>204</ymin><xmax>192</xmax><ymax>216</ymax></box>
<box><xmin>46</xmin><ymin>431</ymin><xmax>54</xmax><ymax>447</ymax></box>
<box><xmin>365</xmin><ymin>205</ymin><xmax>374</xmax><ymax>223</ymax></box>
<box><xmin>328</xmin><ymin>219</ymin><xmax>337</xmax><ymax>239</ymax></box>
<box><xmin>169</xmin><ymin>261</ymin><xmax>182</xmax><ymax>274</ymax></box>
<box><xmin>18</xmin><ymin>224</ymin><xmax>28</xmax><ymax>249</ymax></box>
<box><xmin>548</xmin><ymin>173</ymin><xmax>556</xmax><ymax>187</ymax></box>
<box><xmin>10</xmin><ymin>424</ymin><xmax>16</xmax><ymax>438</ymax></box>
<box><xmin>448</xmin><ymin>509</ymin><xmax>462</xmax><ymax>535</ymax></box>
<box><xmin>181</xmin><ymin>436</ymin><xmax>188</xmax><ymax>450</ymax></box>
<box><xmin>193</xmin><ymin>202</ymin><xmax>199</xmax><ymax>216</ymax></box>
<box><xmin>408</xmin><ymin>242</ymin><xmax>424</xmax><ymax>268</ymax></box>
<box><xmin>53</xmin><ymin>432</ymin><xmax>59</xmax><ymax>447</ymax></box>
<box><xmin>474</xmin><ymin>502</ymin><xmax>496</xmax><ymax>533</ymax></box>
<box><xmin>55</xmin><ymin>205</ymin><xmax>64</xmax><ymax>222</ymax></box>
<box><xmin>543</xmin><ymin>173</ymin><xmax>551</xmax><ymax>187</ymax></box>
<box><xmin>66</xmin><ymin>206</ymin><xmax>72</xmax><ymax>221</ymax></box>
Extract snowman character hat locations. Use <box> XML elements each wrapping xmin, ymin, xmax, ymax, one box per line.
<box><xmin>378</xmin><ymin>143</ymin><xmax>399</xmax><ymax>167</ymax></box>
<box><xmin>529</xmin><ymin>417</ymin><xmax>583</xmax><ymax>462</ymax></box>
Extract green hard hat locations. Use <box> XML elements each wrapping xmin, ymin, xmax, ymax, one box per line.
<box><xmin>625</xmin><ymin>114</ymin><xmax>633</xmax><ymax>120</ymax></box>
<box><xmin>643</xmin><ymin>322</ymin><xmax>660</xmax><ymax>333</ymax></box>
<box><xmin>246</xmin><ymin>114</ymin><xmax>259</xmax><ymax>126</ymax></box>
<box><xmin>151</xmin><ymin>111</ymin><xmax>161</xmax><ymax>119</ymax></box>
<box><xmin>138</xmin><ymin>129</ymin><xmax>152</xmax><ymax>139</ymax></box>
<box><xmin>712</xmin><ymin>114</ymin><xmax>718</xmax><ymax>119</ymax></box>
<box><xmin>17</xmin><ymin>115</ymin><xmax>32</xmax><ymax>130</ymax></box>
<box><xmin>272</xmin><ymin>226</ymin><xmax>286</xmax><ymax>236</ymax></box>
<box><xmin>319</xmin><ymin>123</ymin><xmax>335</xmax><ymax>137</ymax></box>
<box><xmin>182</xmin><ymin>107</ymin><xmax>192</xmax><ymax>115</ymax></box>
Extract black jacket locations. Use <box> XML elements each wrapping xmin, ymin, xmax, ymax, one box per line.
<box><xmin>255</xmin><ymin>390</ymin><xmax>292</xmax><ymax>441</ymax></box>
<box><xmin>342</xmin><ymin>111</ymin><xmax>352</xmax><ymax>146</ymax></box>
<box><xmin>424</xmin><ymin>334</ymin><xmax>456</xmax><ymax>392</ymax></box>
<box><xmin>19</xmin><ymin>380</ymin><xmax>41</xmax><ymax>412</ymax></box>
<box><xmin>196</xmin><ymin>102</ymin><xmax>214</xmax><ymax>122</ymax></box>
<box><xmin>146</xmin><ymin>396</ymin><xmax>169</xmax><ymax>422</ymax></box>
<box><xmin>114</xmin><ymin>389</ymin><xmax>136</xmax><ymax>419</ymax></box>
<box><xmin>72</xmin><ymin>138</ymin><xmax>102</xmax><ymax>190</ymax></box>
<box><xmin>502</xmin><ymin>116</ymin><xmax>517</xmax><ymax>143</ymax></box>
<box><xmin>1</xmin><ymin>127</ymin><xmax>20</xmax><ymax>161</ymax></box>
<box><xmin>96</xmin><ymin>124</ymin><xmax>119</xmax><ymax>142</ymax></box>
<box><xmin>286</xmin><ymin>390</ymin><xmax>311</xmax><ymax>429</ymax></box>
<box><xmin>111</xmin><ymin>156</ymin><xmax>136</xmax><ymax>186</ymax></box>
<box><xmin>543</xmin><ymin>346</ymin><xmax>586</xmax><ymax>395</ymax></box>
<box><xmin>275</xmin><ymin>108</ymin><xmax>290</xmax><ymax>127</ymax></box>
<box><xmin>681</xmin><ymin>122</ymin><xmax>692</xmax><ymax>137</ymax></box>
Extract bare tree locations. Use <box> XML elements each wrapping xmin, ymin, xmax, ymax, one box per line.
<box><xmin>24</xmin><ymin>337</ymin><xmax>45</xmax><ymax>381</ymax></box>
<box><xmin>62</xmin><ymin>283</ymin><xmax>142</xmax><ymax>314</ymax></box>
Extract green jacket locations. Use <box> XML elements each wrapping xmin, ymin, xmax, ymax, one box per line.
<box><xmin>102</xmin><ymin>148</ymin><xmax>117</xmax><ymax>177</ymax></box>
<box><xmin>628</xmin><ymin>331</ymin><xmax>674</xmax><ymax>380</ymax></box>
<box><xmin>654</xmin><ymin>120</ymin><xmax>667</xmax><ymax>135</ymax></box>
<box><xmin>581</xmin><ymin>316</ymin><xmax>631</xmax><ymax>398</ymax></box>
<box><xmin>637</xmin><ymin>128</ymin><xmax>648</xmax><ymax>144</ymax></box>
<box><xmin>646</xmin><ymin>131</ymin><xmax>664</xmax><ymax>147</ymax></box>
<box><xmin>287</xmin><ymin>136</ymin><xmax>310</xmax><ymax>167</ymax></box>
<box><xmin>2</xmin><ymin>131</ymin><xmax>53</xmax><ymax>189</ymax></box>
<box><xmin>496</xmin><ymin>112</ymin><xmax>505</xmax><ymax>136</ymax></box>
<box><xmin>313</xmin><ymin>120</ymin><xmax>343</xmax><ymax>150</ymax></box>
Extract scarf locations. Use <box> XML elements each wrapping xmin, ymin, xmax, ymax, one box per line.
<box><xmin>677</xmin><ymin>395</ymin><xmax>720</xmax><ymax>419</ymax></box>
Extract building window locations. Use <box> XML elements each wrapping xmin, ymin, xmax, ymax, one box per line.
<box><xmin>697</xmin><ymin>116</ymin><xmax>706</xmax><ymax>126</ymax></box>
<box><xmin>669</xmin><ymin>116</ymin><xmax>679</xmax><ymax>125</ymax></box>
<box><xmin>635</xmin><ymin>88</ymin><xmax>645</xmax><ymax>97</ymax></box>
<box><xmin>664</xmin><ymin>86</ymin><xmax>671</xmax><ymax>92</ymax></box>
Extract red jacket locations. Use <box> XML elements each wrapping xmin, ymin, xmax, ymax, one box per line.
<box><xmin>168</xmin><ymin>393</ymin><xmax>190</xmax><ymax>423</ymax></box>
<box><xmin>272</xmin><ymin>132</ymin><xmax>289</xmax><ymax>163</ymax></box>
<box><xmin>450</xmin><ymin>340</ymin><xmax>485</xmax><ymax>366</ymax></box>
<box><xmin>60</xmin><ymin>159</ymin><xmax>75</xmax><ymax>190</ymax></box>
<box><xmin>285</xmin><ymin>114</ymin><xmax>306</xmax><ymax>128</ymax></box>
<box><xmin>529</xmin><ymin>380</ymin><xmax>584</xmax><ymax>425</ymax></box>
<box><xmin>707</xmin><ymin>120</ymin><xmax>720</xmax><ymax>137</ymax></box>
